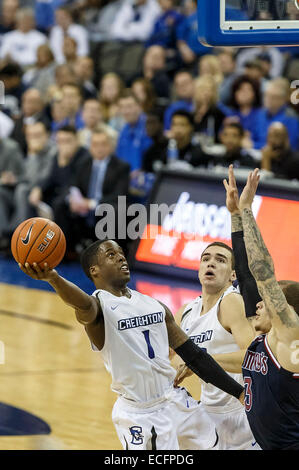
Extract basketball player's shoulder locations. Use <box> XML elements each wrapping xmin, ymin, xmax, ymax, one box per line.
<box><xmin>176</xmin><ymin>296</ymin><xmax>201</xmax><ymax>326</ymax></box>
<box><xmin>219</xmin><ymin>287</ymin><xmax>246</xmax><ymax>317</ymax></box>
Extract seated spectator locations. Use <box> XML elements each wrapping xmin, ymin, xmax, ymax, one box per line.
<box><xmin>11</xmin><ymin>87</ymin><xmax>50</xmax><ymax>153</ymax></box>
<box><xmin>62</xmin><ymin>36</ymin><xmax>78</xmax><ymax>68</ymax></box>
<box><xmin>0</xmin><ymin>122</ymin><xmax>57</xmax><ymax>242</ymax></box>
<box><xmin>110</xmin><ymin>0</ymin><xmax>161</xmax><ymax>42</ymax></box>
<box><xmin>49</xmin><ymin>6</ymin><xmax>89</xmax><ymax>64</ymax></box>
<box><xmin>142</xmin><ymin>108</ymin><xmax>169</xmax><ymax>172</ymax></box>
<box><xmin>0</xmin><ymin>0</ymin><xmax>18</xmax><ymax>37</ymax></box>
<box><xmin>167</xmin><ymin>109</ymin><xmax>210</xmax><ymax>167</ymax></box>
<box><xmin>132</xmin><ymin>77</ymin><xmax>157</xmax><ymax>113</ymax></box>
<box><xmin>27</xmin><ymin>125</ymin><xmax>90</xmax><ymax>223</ymax></box>
<box><xmin>54</xmin><ymin>83</ymin><xmax>85</xmax><ymax>131</ymax></box>
<box><xmin>252</xmin><ymin>78</ymin><xmax>299</xmax><ymax>150</ymax></box>
<box><xmin>99</xmin><ymin>72</ymin><xmax>125</xmax><ymax>124</ymax></box>
<box><xmin>22</xmin><ymin>44</ymin><xmax>56</xmax><ymax>96</ymax></box>
<box><xmin>163</xmin><ymin>69</ymin><xmax>194</xmax><ymax>130</ymax></box>
<box><xmin>176</xmin><ymin>0</ymin><xmax>210</xmax><ymax>68</ymax></box>
<box><xmin>78</xmin><ymin>99</ymin><xmax>118</xmax><ymax>149</ymax></box>
<box><xmin>0</xmin><ymin>135</ymin><xmax>24</xmax><ymax>248</ymax></box>
<box><xmin>216</xmin><ymin>48</ymin><xmax>239</xmax><ymax>106</ymax></box>
<box><xmin>145</xmin><ymin>0</ymin><xmax>184</xmax><ymax>49</ymax></box>
<box><xmin>261</xmin><ymin>122</ymin><xmax>299</xmax><ymax>180</ymax></box>
<box><xmin>73</xmin><ymin>56</ymin><xmax>97</xmax><ymax>100</ymax></box>
<box><xmin>141</xmin><ymin>45</ymin><xmax>170</xmax><ymax>99</ymax></box>
<box><xmin>198</xmin><ymin>54</ymin><xmax>223</xmax><ymax>87</ymax></box>
<box><xmin>193</xmin><ymin>75</ymin><xmax>226</xmax><ymax>144</ymax></box>
<box><xmin>35</xmin><ymin>0</ymin><xmax>66</xmax><ymax>33</ymax></box>
<box><xmin>53</xmin><ymin>128</ymin><xmax>130</xmax><ymax>252</ymax></box>
<box><xmin>225</xmin><ymin>75</ymin><xmax>262</xmax><ymax>148</ymax></box>
<box><xmin>217</xmin><ymin>122</ymin><xmax>258</xmax><ymax>169</ymax></box>
<box><xmin>0</xmin><ymin>7</ymin><xmax>47</xmax><ymax>67</ymax></box>
<box><xmin>116</xmin><ymin>90</ymin><xmax>152</xmax><ymax>171</ymax></box>
<box><xmin>0</xmin><ymin>62</ymin><xmax>26</xmax><ymax>118</ymax></box>
<box><xmin>236</xmin><ymin>46</ymin><xmax>285</xmax><ymax>79</ymax></box>
<box><xmin>46</xmin><ymin>63</ymin><xmax>77</xmax><ymax>103</ymax></box>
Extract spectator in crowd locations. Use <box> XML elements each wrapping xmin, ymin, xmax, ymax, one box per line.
<box><xmin>53</xmin><ymin>128</ymin><xmax>130</xmax><ymax>253</ymax></box>
<box><xmin>87</xmin><ymin>0</ymin><xmax>122</xmax><ymax>43</ymax></box>
<box><xmin>176</xmin><ymin>0</ymin><xmax>209</xmax><ymax>68</ymax></box>
<box><xmin>198</xmin><ymin>54</ymin><xmax>223</xmax><ymax>87</ymax></box>
<box><xmin>73</xmin><ymin>56</ymin><xmax>97</xmax><ymax>100</ymax></box>
<box><xmin>168</xmin><ymin>109</ymin><xmax>210</xmax><ymax>167</ymax></box>
<box><xmin>0</xmin><ymin>109</ymin><xmax>14</xmax><ymax>138</ymax></box>
<box><xmin>225</xmin><ymin>75</ymin><xmax>262</xmax><ymax>149</ymax></box>
<box><xmin>46</xmin><ymin>63</ymin><xmax>77</xmax><ymax>103</ymax></box>
<box><xmin>49</xmin><ymin>6</ymin><xmax>89</xmax><ymax>64</ymax></box>
<box><xmin>110</xmin><ymin>0</ymin><xmax>161</xmax><ymax>42</ymax></box>
<box><xmin>98</xmin><ymin>72</ymin><xmax>125</xmax><ymax>124</ymax></box>
<box><xmin>116</xmin><ymin>90</ymin><xmax>152</xmax><ymax>171</ymax></box>
<box><xmin>58</xmin><ymin>83</ymin><xmax>85</xmax><ymax>130</ymax></box>
<box><xmin>142</xmin><ymin>45</ymin><xmax>171</xmax><ymax>99</ymax></box>
<box><xmin>163</xmin><ymin>69</ymin><xmax>194</xmax><ymax>130</ymax></box>
<box><xmin>27</xmin><ymin>125</ymin><xmax>90</xmax><ymax>223</ymax></box>
<box><xmin>193</xmin><ymin>75</ymin><xmax>226</xmax><ymax>144</ymax></box>
<box><xmin>0</xmin><ymin>135</ymin><xmax>24</xmax><ymax>248</ymax></box>
<box><xmin>236</xmin><ymin>46</ymin><xmax>285</xmax><ymax>79</ymax></box>
<box><xmin>0</xmin><ymin>121</ymin><xmax>57</xmax><ymax>243</ymax></box>
<box><xmin>217</xmin><ymin>122</ymin><xmax>258</xmax><ymax>169</ymax></box>
<box><xmin>0</xmin><ymin>62</ymin><xmax>25</xmax><ymax>118</ymax></box>
<box><xmin>131</xmin><ymin>77</ymin><xmax>157</xmax><ymax>113</ymax></box>
<box><xmin>62</xmin><ymin>36</ymin><xmax>78</xmax><ymax>68</ymax></box>
<box><xmin>216</xmin><ymin>48</ymin><xmax>239</xmax><ymax>106</ymax></box>
<box><xmin>0</xmin><ymin>0</ymin><xmax>19</xmax><ymax>37</ymax></box>
<box><xmin>142</xmin><ymin>107</ymin><xmax>169</xmax><ymax>172</ymax></box>
<box><xmin>145</xmin><ymin>0</ymin><xmax>184</xmax><ymax>50</ymax></box>
<box><xmin>34</xmin><ymin>0</ymin><xmax>67</xmax><ymax>33</ymax></box>
<box><xmin>22</xmin><ymin>44</ymin><xmax>57</xmax><ymax>96</ymax></box>
<box><xmin>78</xmin><ymin>98</ymin><xmax>118</xmax><ymax>149</ymax></box>
<box><xmin>0</xmin><ymin>7</ymin><xmax>47</xmax><ymax>67</ymax></box>
<box><xmin>11</xmin><ymin>87</ymin><xmax>50</xmax><ymax>153</ymax></box>
<box><xmin>252</xmin><ymin>78</ymin><xmax>299</xmax><ymax>150</ymax></box>
<box><xmin>261</xmin><ymin>122</ymin><xmax>299</xmax><ymax>180</ymax></box>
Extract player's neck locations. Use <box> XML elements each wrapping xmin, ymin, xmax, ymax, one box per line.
<box><xmin>200</xmin><ymin>283</ymin><xmax>230</xmax><ymax>315</ymax></box>
<box><xmin>94</xmin><ymin>280</ymin><xmax>131</xmax><ymax>298</ymax></box>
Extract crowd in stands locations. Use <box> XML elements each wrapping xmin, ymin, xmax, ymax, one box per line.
<box><xmin>1</xmin><ymin>0</ymin><xmax>299</xmax><ymax>256</ymax></box>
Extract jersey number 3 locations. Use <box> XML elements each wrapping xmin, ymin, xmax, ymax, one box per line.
<box><xmin>142</xmin><ymin>330</ymin><xmax>155</xmax><ymax>359</ymax></box>
<box><xmin>244</xmin><ymin>377</ymin><xmax>253</xmax><ymax>412</ymax></box>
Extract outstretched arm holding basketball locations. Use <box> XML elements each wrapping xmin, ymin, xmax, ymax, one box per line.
<box><xmin>18</xmin><ymin>262</ymin><xmax>101</xmax><ymax>326</ymax></box>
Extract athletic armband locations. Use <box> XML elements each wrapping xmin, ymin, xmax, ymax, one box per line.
<box><xmin>175</xmin><ymin>339</ymin><xmax>244</xmax><ymax>400</ymax></box>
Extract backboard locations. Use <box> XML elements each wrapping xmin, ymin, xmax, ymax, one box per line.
<box><xmin>198</xmin><ymin>0</ymin><xmax>299</xmax><ymax>46</ymax></box>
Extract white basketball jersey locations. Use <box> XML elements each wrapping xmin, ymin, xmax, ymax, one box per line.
<box><xmin>91</xmin><ymin>288</ymin><xmax>176</xmax><ymax>404</ymax></box>
<box><xmin>181</xmin><ymin>286</ymin><xmax>244</xmax><ymax>413</ymax></box>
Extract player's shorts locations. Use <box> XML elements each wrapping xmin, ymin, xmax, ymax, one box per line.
<box><xmin>204</xmin><ymin>405</ymin><xmax>261</xmax><ymax>450</ymax></box>
<box><xmin>112</xmin><ymin>387</ymin><xmax>219</xmax><ymax>450</ymax></box>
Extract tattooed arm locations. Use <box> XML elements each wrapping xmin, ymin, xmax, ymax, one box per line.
<box><xmin>239</xmin><ymin>170</ymin><xmax>299</xmax><ymax>349</ymax></box>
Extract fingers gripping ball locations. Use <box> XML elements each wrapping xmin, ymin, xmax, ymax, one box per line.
<box><xmin>11</xmin><ymin>218</ymin><xmax>66</xmax><ymax>269</ymax></box>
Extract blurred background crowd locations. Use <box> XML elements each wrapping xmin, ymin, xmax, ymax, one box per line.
<box><xmin>1</xmin><ymin>0</ymin><xmax>299</xmax><ymax>257</ymax></box>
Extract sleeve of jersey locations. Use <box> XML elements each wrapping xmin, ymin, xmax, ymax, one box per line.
<box><xmin>232</xmin><ymin>230</ymin><xmax>262</xmax><ymax>318</ymax></box>
<box><xmin>175</xmin><ymin>339</ymin><xmax>244</xmax><ymax>399</ymax></box>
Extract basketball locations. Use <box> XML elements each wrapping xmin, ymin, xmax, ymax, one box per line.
<box><xmin>11</xmin><ymin>218</ymin><xmax>66</xmax><ymax>269</ymax></box>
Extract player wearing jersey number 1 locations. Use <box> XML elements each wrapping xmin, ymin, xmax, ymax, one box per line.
<box><xmin>222</xmin><ymin>165</ymin><xmax>299</xmax><ymax>450</ymax></box>
<box><xmin>18</xmin><ymin>239</ymin><xmax>245</xmax><ymax>450</ymax></box>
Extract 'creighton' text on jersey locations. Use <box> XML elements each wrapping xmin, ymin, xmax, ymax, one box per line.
<box><xmin>90</xmin><ymin>288</ymin><xmax>176</xmax><ymax>403</ymax></box>
<box><xmin>242</xmin><ymin>334</ymin><xmax>299</xmax><ymax>450</ymax></box>
<box><xmin>190</xmin><ymin>330</ymin><xmax>213</xmax><ymax>345</ymax></box>
<box><xmin>118</xmin><ymin>312</ymin><xmax>164</xmax><ymax>330</ymax></box>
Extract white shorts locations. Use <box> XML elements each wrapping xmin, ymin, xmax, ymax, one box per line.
<box><xmin>112</xmin><ymin>387</ymin><xmax>218</xmax><ymax>450</ymax></box>
<box><xmin>204</xmin><ymin>405</ymin><xmax>261</xmax><ymax>450</ymax></box>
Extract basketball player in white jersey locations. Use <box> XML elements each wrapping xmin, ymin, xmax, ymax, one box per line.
<box><xmin>175</xmin><ymin>241</ymin><xmax>258</xmax><ymax>450</ymax></box>
<box><xmin>19</xmin><ymin>239</ymin><xmax>245</xmax><ymax>450</ymax></box>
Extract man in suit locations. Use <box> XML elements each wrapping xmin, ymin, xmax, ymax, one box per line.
<box><xmin>53</xmin><ymin>128</ymin><xmax>130</xmax><ymax>254</ymax></box>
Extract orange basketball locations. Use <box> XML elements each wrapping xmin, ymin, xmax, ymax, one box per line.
<box><xmin>11</xmin><ymin>218</ymin><xmax>66</xmax><ymax>269</ymax></box>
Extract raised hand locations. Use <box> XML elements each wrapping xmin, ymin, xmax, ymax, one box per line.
<box><xmin>18</xmin><ymin>262</ymin><xmax>58</xmax><ymax>282</ymax></box>
<box><xmin>223</xmin><ymin>164</ymin><xmax>240</xmax><ymax>215</ymax></box>
<box><xmin>239</xmin><ymin>168</ymin><xmax>260</xmax><ymax>212</ymax></box>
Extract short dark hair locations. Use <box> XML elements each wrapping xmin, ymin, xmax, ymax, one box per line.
<box><xmin>202</xmin><ymin>242</ymin><xmax>235</xmax><ymax>270</ymax></box>
<box><xmin>56</xmin><ymin>124</ymin><xmax>77</xmax><ymax>135</ymax></box>
<box><xmin>80</xmin><ymin>240</ymin><xmax>109</xmax><ymax>280</ymax></box>
<box><xmin>171</xmin><ymin>110</ymin><xmax>194</xmax><ymax>127</ymax></box>
<box><xmin>230</xmin><ymin>75</ymin><xmax>261</xmax><ymax>110</ymax></box>
<box><xmin>222</xmin><ymin>121</ymin><xmax>245</xmax><ymax>138</ymax></box>
<box><xmin>281</xmin><ymin>281</ymin><xmax>299</xmax><ymax>317</ymax></box>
